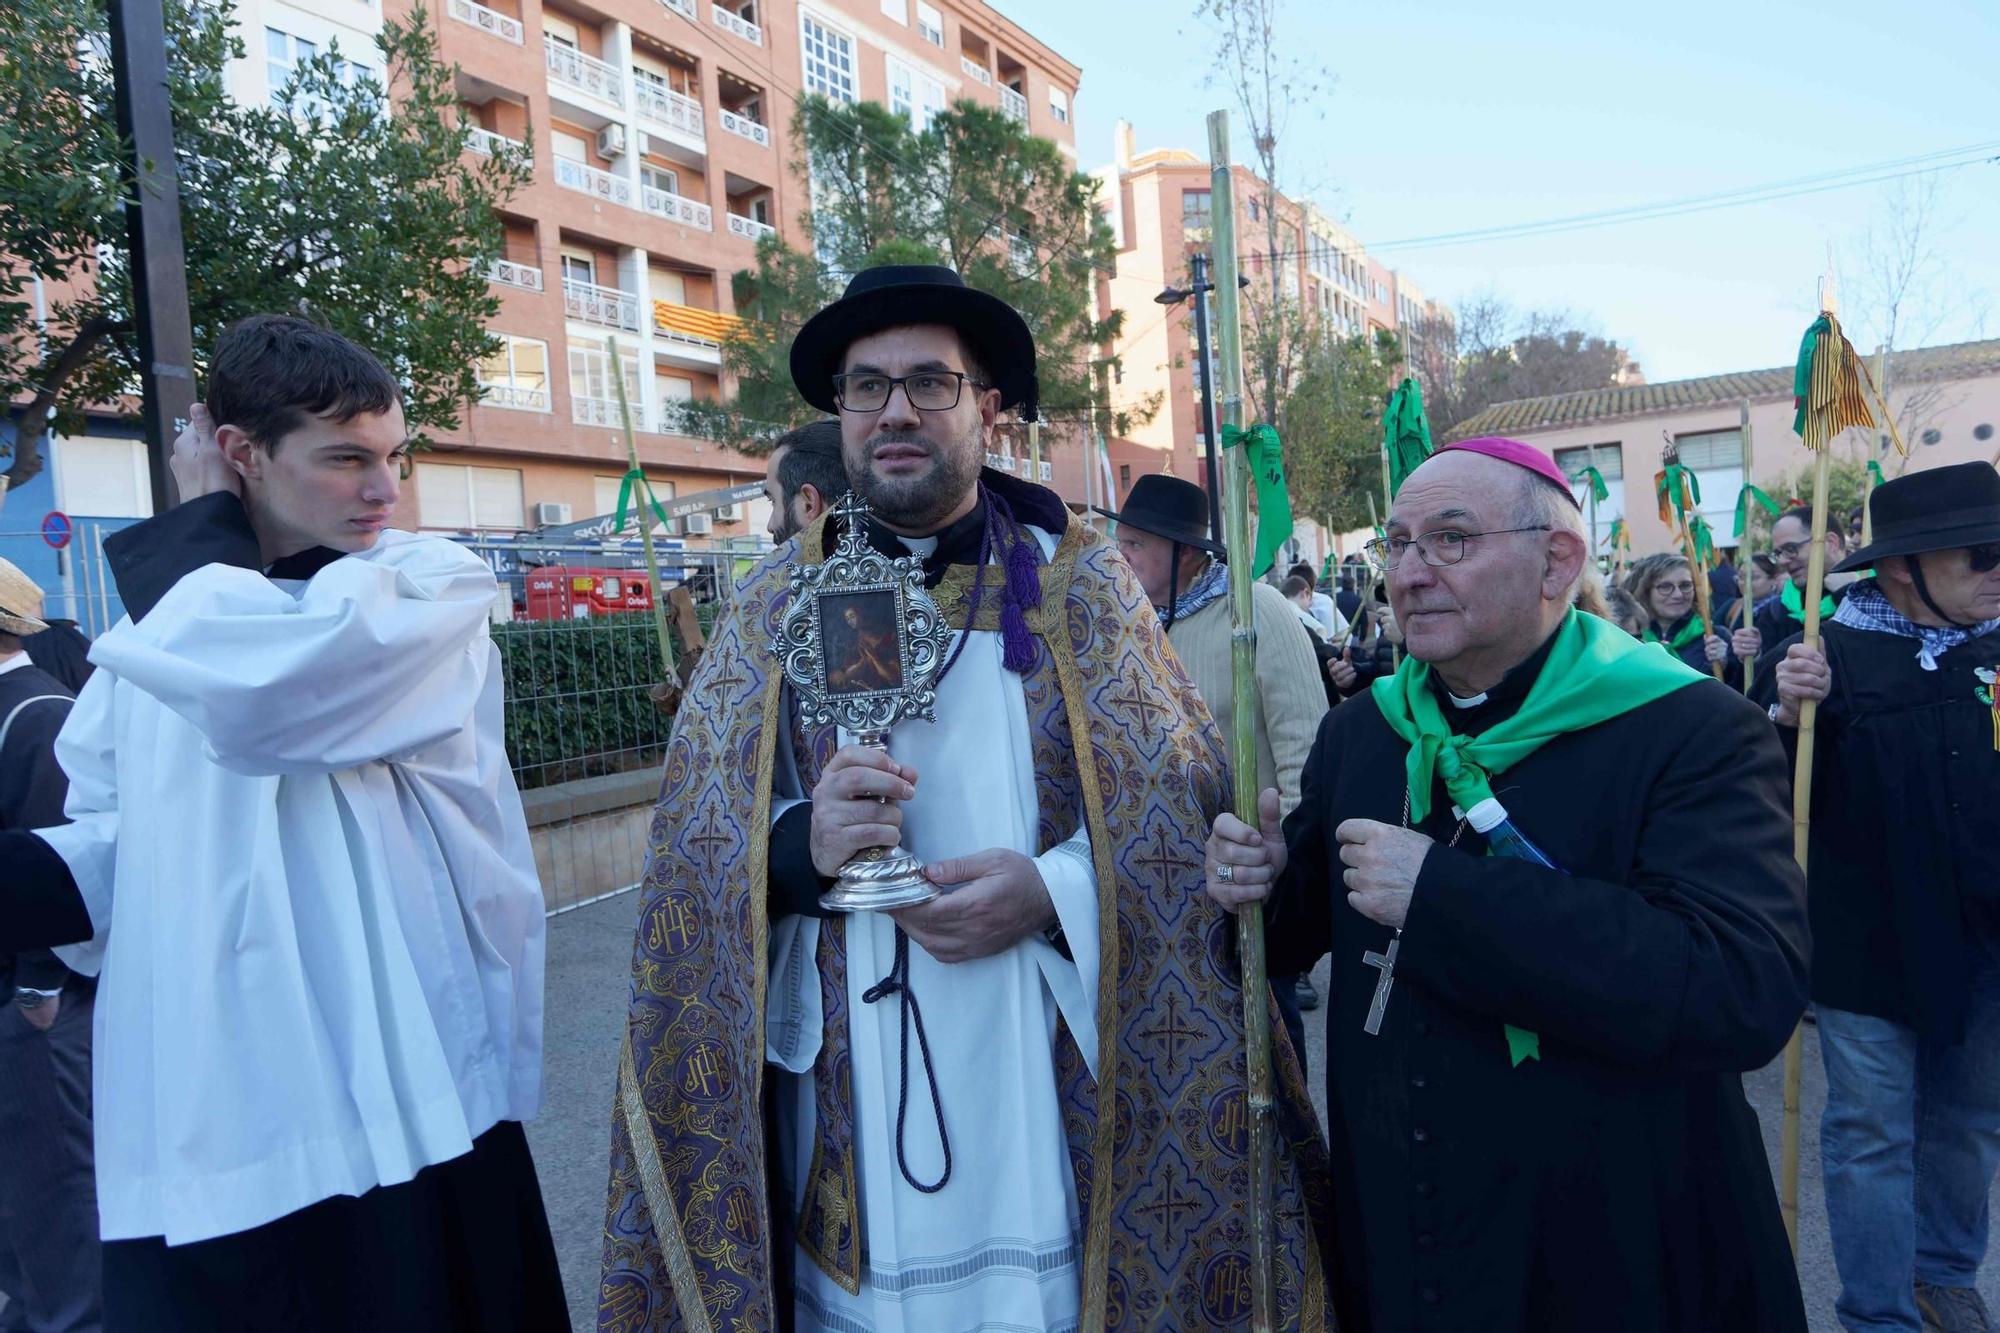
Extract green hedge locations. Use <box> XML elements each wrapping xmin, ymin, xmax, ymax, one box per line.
<box><xmin>493</xmin><ymin>612</ymin><xmax>689</xmax><ymax>789</ymax></box>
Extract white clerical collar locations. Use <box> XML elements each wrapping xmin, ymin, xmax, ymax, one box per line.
<box><xmin>1447</xmin><ymin>689</ymin><xmax>1488</xmax><ymax>709</ymax></box>
<box><xmin>0</xmin><ymin>652</ymin><xmax>30</xmax><ymax>678</ymax></box>
<box><xmin>897</xmin><ymin>534</ymin><xmax>939</xmax><ymax>557</ymax></box>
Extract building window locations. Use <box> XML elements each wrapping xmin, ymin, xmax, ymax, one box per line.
<box><xmin>560</xmin><ymin>253</ymin><xmax>597</xmax><ymax>286</ymax></box>
<box><xmin>475</xmin><ymin>334</ymin><xmax>551</xmax><ymax>411</ymax></box>
<box><xmin>880</xmin><ymin>0</ymin><xmax>906</xmax><ymax>21</ymax></box>
<box><xmin>1673</xmin><ymin>429</ymin><xmax>1746</xmax><ymax>537</ymax></box>
<box><xmin>55</xmin><ymin>436</ymin><xmax>153</xmax><ymax>519</ymax></box>
<box><xmin>800</xmin><ymin>13</ymin><xmax>856</xmax><ymax>103</ymax></box>
<box><xmin>1048</xmin><ymin>87</ymin><xmax>1069</xmax><ymax>124</ymax></box>
<box><xmin>887</xmin><ymin>58</ymin><xmax>914</xmax><ymax>123</ymax></box>
<box><xmin>641</xmin><ymin>164</ymin><xmax>680</xmax><ymax>196</ymax></box>
<box><xmin>264</xmin><ymin>27</ymin><xmax>368</xmax><ymax>106</ymax></box>
<box><xmin>1119</xmin><ymin>464</ymin><xmax>1131</xmax><ymax>488</ymax></box>
<box><xmin>1182</xmin><ymin>188</ymin><xmax>1212</xmax><ymax>243</ymax></box>
<box><xmin>1247</xmin><ymin>197</ymin><xmax>1260</xmax><ymax>222</ymax></box>
<box><xmin>568</xmin><ymin>339</ymin><xmax>641</xmax><ymax>421</ymax></box>
<box><xmin>416</xmin><ymin>462</ymin><xmax>526</xmax><ymax>530</ymax></box>
<box><xmin>916</xmin><ymin>1</ymin><xmax>943</xmax><ymax>47</ymax></box>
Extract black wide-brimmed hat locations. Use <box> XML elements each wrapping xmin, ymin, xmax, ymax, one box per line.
<box><xmin>1093</xmin><ymin>473</ymin><xmax>1223</xmax><ymax>556</ymax></box>
<box><xmin>1834</xmin><ymin>461</ymin><xmax>2000</xmax><ymax>572</ymax></box>
<box><xmin>789</xmin><ymin>265</ymin><xmax>1038</xmax><ymax>417</ymax></box>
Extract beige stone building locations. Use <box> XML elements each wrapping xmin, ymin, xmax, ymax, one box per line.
<box><xmin>1450</xmin><ymin>336</ymin><xmax>2000</xmax><ymax>559</ymax></box>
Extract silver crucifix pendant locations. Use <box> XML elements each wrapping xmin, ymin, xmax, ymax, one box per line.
<box><xmin>1362</xmin><ymin>930</ymin><xmax>1401</xmax><ymax>1036</ymax></box>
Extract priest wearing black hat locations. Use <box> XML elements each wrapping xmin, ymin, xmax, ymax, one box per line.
<box><xmin>1763</xmin><ymin>460</ymin><xmax>2000</xmax><ymax>1333</ymax></box>
<box><xmin>601</xmin><ymin>267</ymin><xmax>1334</xmax><ymax>1331</ymax></box>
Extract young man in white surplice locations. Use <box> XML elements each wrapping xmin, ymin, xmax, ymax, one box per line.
<box><xmin>0</xmin><ymin>317</ymin><xmax>567</xmax><ymax>1332</ymax></box>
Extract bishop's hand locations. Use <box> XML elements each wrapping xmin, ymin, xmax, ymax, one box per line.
<box><xmin>809</xmin><ymin>746</ymin><xmax>918</xmax><ymax>878</ymax></box>
<box><xmin>896</xmin><ymin>849</ymin><xmax>1052</xmax><ymax>963</ymax></box>
<box><xmin>1337</xmin><ymin>819</ymin><xmax>1433</xmax><ymax>930</ymax></box>
<box><xmin>1205</xmin><ymin>787</ymin><xmax>1285</xmax><ymax>909</ymax></box>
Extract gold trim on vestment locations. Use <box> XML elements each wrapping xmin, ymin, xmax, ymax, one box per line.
<box><xmin>620</xmin><ymin>1038</ymin><xmax>718</xmax><ymax>1333</ymax></box>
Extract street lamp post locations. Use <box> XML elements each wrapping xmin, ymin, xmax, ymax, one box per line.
<box><xmin>1158</xmin><ymin>255</ymin><xmax>1228</xmax><ymax>547</ymax></box>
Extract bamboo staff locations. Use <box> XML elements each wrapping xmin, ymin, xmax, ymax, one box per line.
<box><xmin>1739</xmin><ymin>402</ymin><xmax>1757</xmax><ymax>697</ymax></box>
<box><xmin>1208</xmin><ymin>107</ymin><xmax>1277</xmax><ymax>1333</ymax></box>
<box><xmin>1662</xmin><ymin>454</ymin><xmax>1724</xmax><ymax>680</ymax></box>
<box><xmin>607</xmin><ymin>335</ymin><xmax>678</xmax><ymax>679</ymax></box>
<box><xmin>1028</xmin><ymin>418</ymin><xmax>1042</xmax><ymax>485</ymax></box>
<box><xmin>1366</xmin><ymin>492</ymin><xmax>1400</xmax><ymax>671</ymax></box>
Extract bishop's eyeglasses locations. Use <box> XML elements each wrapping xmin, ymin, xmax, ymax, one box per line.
<box><xmin>832</xmin><ymin>371</ymin><xmax>987</xmax><ymax>414</ymax></box>
<box><xmin>1363</xmin><ymin>525</ymin><xmax>1552</xmax><ymax>574</ymax></box>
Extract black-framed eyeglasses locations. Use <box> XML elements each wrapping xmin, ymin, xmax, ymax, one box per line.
<box><xmin>1362</xmin><ymin>525</ymin><xmax>1552</xmax><ymax>573</ymax></box>
<box><xmin>831</xmin><ymin>370</ymin><xmax>987</xmax><ymax>414</ymax></box>
<box><xmin>1772</xmin><ymin>538</ymin><xmax>1815</xmax><ymax>560</ymax></box>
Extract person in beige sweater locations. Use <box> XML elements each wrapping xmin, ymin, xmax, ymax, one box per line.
<box><xmin>1097</xmin><ymin>474</ymin><xmax>1331</xmax><ymax>1032</ymax></box>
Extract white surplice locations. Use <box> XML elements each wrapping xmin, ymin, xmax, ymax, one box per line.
<box><xmin>765</xmin><ymin>528</ymin><xmax>1101</xmax><ymax>1333</ymax></box>
<box><xmin>34</xmin><ymin>532</ymin><xmax>546</xmax><ymax>1246</ymax></box>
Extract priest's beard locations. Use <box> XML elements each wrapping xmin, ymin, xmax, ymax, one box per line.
<box><xmin>852</xmin><ymin>425</ymin><xmax>982</xmax><ymax>534</ymax></box>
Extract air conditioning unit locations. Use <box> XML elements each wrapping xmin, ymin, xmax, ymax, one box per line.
<box><xmin>714</xmin><ymin>503</ymin><xmax>741</xmax><ymax>521</ymax></box>
<box><xmin>534</xmin><ymin>501</ymin><xmax>572</xmax><ymax>526</ymax></box>
<box><xmin>683</xmin><ymin>512</ymin><xmax>714</xmax><ymax>535</ymax></box>
<box><xmin>596</xmin><ymin>125</ymin><xmax>628</xmax><ymax>158</ymax></box>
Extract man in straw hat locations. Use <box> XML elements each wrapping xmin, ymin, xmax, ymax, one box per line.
<box><xmin>0</xmin><ymin>316</ymin><xmax>563</xmax><ymax>1331</ymax></box>
<box><xmin>0</xmin><ymin>558</ymin><xmax>99</xmax><ymax>1333</ymax></box>
<box><xmin>1206</xmin><ymin>436</ymin><xmax>1811</xmax><ymax>1331</ymax></box>
<box><xmin>1762</xmin><ymin>461</ymin><xmax>2000</xmax><ymax>1333</ymax></box>
<box><xmin>601</xmin><ymin>265</ymin><xmax>1332</xmax><ymax>1330</ymax></box>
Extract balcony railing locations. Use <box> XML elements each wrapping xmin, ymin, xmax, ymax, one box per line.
<box><xmin>711</xmin><ymin>4</ymin><xmax>762</xmax><ymax>45</ymax></box>
<box><xmin>572</xmin><ymin>394</ymin><xmax>625</xmax><ymax>428</ymax></box>
<box><xmin>555</xmin><ymin>157</ymin><xmax>635</xmax><ymax>208</ymax></box>
<box><xmin>960</xmin><ymin>55</ymin><xmax>992</xmax><ymax>86</ymax></box>
<box><xmin>641</xmin><ymin>185</ymin><xmax>713</xmax><ymax>230</ymax></box>
<box><xmin>447</xmin><ymin>0</ymin><xmax>524</xmax><ymax>43</ymax></box>
<box><xmin>480</xmin><ymin>382</ymin><xmax>549</xmax><ymax>411</ymax></box>
<box><xmin>487</xmin><ymin>258</ymin><xmax>544</xmax><ymax>290</ymax></box>
<box><xmin>563</xmin><ymin>278</ymin><xmax>641</xmax><ymax>331</ymax></box>
<box><xmin>660</xmin><ymin>0</ymin><xmax>697</xmax><ymax>14</ymax></box>
<box><xmin>544</xmin><ymin>37</ymin><xmax>624</xmax><ymax>106</ymax></box>
<box><xmin>726</xmin><ymin>212</ymin><xmax>775</xmax><ymax>242</ymax></box>
<box><xmin>634</xmin><ymin>83</ymin><xmax>705</xmax><ymax>142</ymax></box>
<box><xmin>466</xmin><ymin>127</ymin><xmax>523</xmax><ymax>156</ymax></box>
<box><xmin>718</xmin><ymin>108</ymin><xmax>769</xmax><ymax>147</ymax></box>
<box><xmin>999</xmin><ymin>85</ymin><xmax>1028</xmax><ymax>123</ymax></box>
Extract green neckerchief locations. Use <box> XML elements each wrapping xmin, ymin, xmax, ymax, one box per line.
<box><xmin>1642</xmin><ymin>614</ymin><xmax>1705</xmax><ymax>652</ymax></box>
<box><xmin>1780</xmin><ymin>578</ymin><xmax>1835</xmax><ymax>623</ymax></box>
<box><xmin>1372</xmin><ymin>611</ymin><xmax>1705</xmax><ymax>1068</ymax></box>
<box><xmin>1372</xmin><ymin>608</ymin><xmax>1706</xmax><ymax>826</ymax></box>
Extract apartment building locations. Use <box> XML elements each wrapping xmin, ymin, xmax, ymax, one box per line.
<box><xmin>1092</xmin><ymin>123</ymin><xmax>1451</xmax><ymax>521</ymax></box>
<box><xmin>403</xmin><ymin>0</ymin><xmax>1081</xmax><ymax>538</ymax></box>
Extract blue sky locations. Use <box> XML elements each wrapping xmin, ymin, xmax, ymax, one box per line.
<box><xmin>996</xmin><ymin>0</ymin><xmax>2000</xmax><ymax>382</ymax></box>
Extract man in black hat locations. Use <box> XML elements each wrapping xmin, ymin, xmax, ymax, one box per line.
<box><xmin>1098</xmin><ymin>473</ymin><xmax>1329</xmax><ymax>1031</ymax></box>
<box><xmin>1763</xmin><ymin>460</ymin><xmax>2000</xmax><ymax>1333</ymax></box>
<box><xmin>602</xmin><ymin>267</ymin><xmax>1333</xmax><ymax>1332</ymax></box>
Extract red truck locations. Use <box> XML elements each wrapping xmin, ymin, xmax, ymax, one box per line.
<box><xmin>518</xmin><ymin>567</ymin><xmax>655</xmax><ymax>621</ymax></box>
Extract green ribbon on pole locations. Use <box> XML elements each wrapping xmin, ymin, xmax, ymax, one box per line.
<box><xmin>1688</xmin><ymin>514</ymin><xmax>1718</xmax><ymax>568</ymax></box>
<box><xmin>613</xmin><ymin>467</ymin><xmax>673</xmax><ymax>535</ymax></box>
<box><xmin>1792</xmin><ymin>314</ymin><xmax>1830</xmax><ymax>437</ymax></box>
<box><xmin>1866</xmin><ymin>459</ymin><xmax>1886</xmax><ymax>486</ymax></box>
<box><xmin>1381</xmin><ymin>378</ymin><xmax>1435</xmax><ymax>500</ymax></box>
<box><xmin>1504</xmin><ymin>1024</ymin><xmax>1541</xmax><ymax>1067</ymax></box>
<box><xmin>1733</xmin><ymin>483</ymin><xmax>1782</xmax><ymax>537</ymax></box>
<box><xmin>1607</xmin><ymin>517</ymin><xmax>1629</xmax><ymax>551</ymax></box>
<box><xmin>1572</xmin><ymin>465</ymin><xmax>1610</xmax><ymax>504</ymax></box>
<box><xmin>1656</xmin><ymin>463</ymin><xmax>1701</xmax><ymax>522</ymax></box>
<box><xmin>1223</xmin><ymin>423</ymin><xmax>1293</xmax><ymax>578</ymax></box>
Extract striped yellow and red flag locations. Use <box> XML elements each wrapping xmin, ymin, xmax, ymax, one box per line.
<box><xmin>1791</xmin><ymin>312</ymin><xmax>1907</xmax><ymax>454</ymax></box>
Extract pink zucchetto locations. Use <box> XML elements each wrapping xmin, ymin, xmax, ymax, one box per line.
<box><xmin>1432</xmin><ymin>437</ymin><xmax>1582</xmax><ymax>508</ymax></box>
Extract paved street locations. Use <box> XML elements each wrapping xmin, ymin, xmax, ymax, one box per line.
<box><xmin>529</xmin><ymin>890</ymin><xmax>1998</xmax><ymax>1333</ymax></box>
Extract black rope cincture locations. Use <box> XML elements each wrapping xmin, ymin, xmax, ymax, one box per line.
<box><xmin>861</xmin><ymin>927</ymin><xmax>952</xmax><ymax>1193</ymax></box>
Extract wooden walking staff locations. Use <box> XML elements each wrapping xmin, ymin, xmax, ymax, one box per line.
<box><xmin>1207</xmin><ymin>107</ymin><xmax>1278</xmax><ymax>1333</ymax></box>
<box><xmin>1778</xmin><ymin>300</ymin><xmax>1884</xmax><ymax>1252</ymax></box>
<box><xmin>606</xmin><ymin>335</ymin><xmax>679</xmax><ymax>679</ymax></box>
<box><xmin>1658</xmin><ymin>444</ymin><xmax>1724</xmax><ymax>680</ymax></box>
<box><xmin>1366</xmin><ymin>492</ymin><xmax>1399</xmax><ymax>670</ymax></box>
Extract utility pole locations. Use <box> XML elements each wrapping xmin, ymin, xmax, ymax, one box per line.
<box><xmin>108</xmin><ymin>0</ymin><xmax>197</xmax><ymax>512</ymax></box>
<box><xmin>1189</xmin><ymin>252</ymin><xmax>1223</xmax><ymax>546</ymax></box>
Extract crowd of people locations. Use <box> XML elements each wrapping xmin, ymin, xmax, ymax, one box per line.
<box><xmin>0</xmin><ymin>271</ymin><xmax>1994</xmax><ymax>1333</ymax></box>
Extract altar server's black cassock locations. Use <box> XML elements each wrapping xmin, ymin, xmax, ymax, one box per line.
<box><xmin>1268</xmin><ymin>638</ymin><xmax>1810</xmax><ymax>1332</ymax></box>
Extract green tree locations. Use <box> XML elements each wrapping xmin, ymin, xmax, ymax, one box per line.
<box><xmin>1</xmin><ymin>0</ymin><xmax>532</xmax><ymax>490</ymax></box>
<box><xmin>683</xmin><ymin>95</ymin><xmax>1138</xmax><ymax>450</ymax></box>
<box><xmin>1283</xmin><ymin>328</ymin><xmax>1404</xmax><ymax>533</ymax></box>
